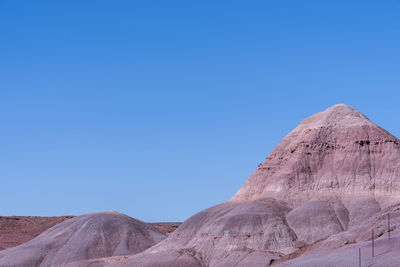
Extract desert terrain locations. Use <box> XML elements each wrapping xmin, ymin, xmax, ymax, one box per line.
<box><xmin>1</xmin><ymin>104</ymin><xmax>400</xmax><ymax>266</ymax></box>
<box><xmin>0</xmin><ymin>216</ymin><xmax>180</xmax><ymax>251</ymax></box>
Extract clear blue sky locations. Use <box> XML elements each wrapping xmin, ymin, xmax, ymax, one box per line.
<box><xmin>1</xmin><ymin>1</ymin><xmax>399</xmax><ymax>222</ymax></box>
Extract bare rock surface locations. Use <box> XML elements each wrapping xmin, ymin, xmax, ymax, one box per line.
<box><xmin>286</xmin><ymin>201</ymin><xmax>343</xmax><ymax>244</ymax></box>
<box><xmin>90</xmin><ymin>199</ymin><xmax>295</xmax><ymax>267</ymax></box>
<box><xmin>233</xmin><ymin>104</ymin><xmax>400</xmax><ymax>207</ymax></box>
<box><xmin>0</xmin><ymin>215</ymin><xmax>179</xmax><ymax>253</ymax></box>
<box><xmin>0</xmin><ymin>212</ymin><xmax>166</xmax><ymax>266</ymax></box>
<box><xmin>279</xmin><ymin>203</ymin><xmax>400</xmax><ymax>266</ymax></box>
<box><xmin>3</xmin><ymin>104</ymin><xmax>400</xmax><ymax>266</ymax></box>
<box><xmin>333</xmin><ymin>202</ymin><xmax>349</xmax><ymax>230</ymax></box>
<box><xmin>347</xmin><ymin>198</ymin><xmax>381</xmax><ymax>228</ymax></box>
<box><xmin>104</xmin><ymin>104</ymin><xmax>400</xmax><ymax>267</ymax></box>
<box><xmin>148</xmin><ymin>222</ymin><xmax>182</xmax><ymax>236</ymax></box>
<box><xmin>0</xmin><ymin>216</ymin><xmax>73</xmax><ymax>250</ymax></box>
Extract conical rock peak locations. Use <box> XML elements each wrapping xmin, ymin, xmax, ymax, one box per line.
<box><xmin>233</xmin><ymin>104</ymin><xmax>400</xmax><ymax>205</ymax></box>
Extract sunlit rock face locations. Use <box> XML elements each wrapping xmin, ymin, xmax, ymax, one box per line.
<box><xmin>3</xmin><ymin>104</ymin><xmax>400</xmax><ymax>267</ymax></box>
<box><xmin>233</xmin><ymin>104</ymin><xmax>400</xmax><ymax>206</ymax></box>
<box><xmin>113</xmin><ymin>199</ymin><xmax>297</xmax><ymax>267</ymax></box>
<box><xmin>103</xmin><ymin>104</ymin><xmax>400</xmax><ymax>267</ymax></box>
<box><xmin>0</xmin><ymin>212</ymin><xmax>166</xmax><ymax>266</ymax></box>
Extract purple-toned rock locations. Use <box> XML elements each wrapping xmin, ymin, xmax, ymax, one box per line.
<box><xmin>234</xmin><ymin>104</ymin><xmax>400</xmax><ymax>207</ymax></box>
<box><xmin>95</xmin><ymin>105</ymin><xmax>400</xmax><ymax>266</ymax></box>
<box><xmin>0</xmin><ymin>212</ymin><xmax>166</xmax><ymax>266</ymax></box>
<box><xmin>3</xmin><ymin>104</ymin><xmax>400</xmax><ymax>267</ymax></box>
<box><xmin>113</xmin><ymin>199</ymin><xmax>296</xmax><ymax>267</ymax></box>
<box><xmin>286</xmin><ymin>201</ymin><xmax>344</xmax><ymax>244</ymax></box>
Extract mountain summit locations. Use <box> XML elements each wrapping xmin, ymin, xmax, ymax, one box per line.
<box><xmin>233</xmin><ymin>104</ymin><xmax>400</xmax><ymax>206</ymax></box>
<box><xmin>293</xmin><ymin>104</ymin><xmax>374</xmax><ymax>129</ymax></box>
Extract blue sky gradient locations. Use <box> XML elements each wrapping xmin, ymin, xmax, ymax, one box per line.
<box><xmin>1</xmin><ymin>1</ymin><xmax>400</xmax><ymax>221</ymax></box>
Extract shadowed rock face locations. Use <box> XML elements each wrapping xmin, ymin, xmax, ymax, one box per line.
<box><xmin>280</xmin><ymin>201</ymin><xmax>400</xmax><ymax>267</ymax></box>
<box><xmin>0</xmin><ymin>212</ymin><xmax>166</xmax><ymax>266</ymax></box>
<box><xmin>286</xmin><ymin>201</ymin><xmax>344</xmax><ymax>244</ymax></box>
<box><xmin>149</xmin><ymin>222</ymin><xmax>182</xmax><ymax>236</ymax></box>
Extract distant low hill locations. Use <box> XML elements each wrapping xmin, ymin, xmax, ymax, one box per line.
<box><xmin>0</xmin><ymin>215</ymin><xmax>181</xmax><ymax>251</ymax></box>
<box><xmin>0</xmin><ymin>216</ymin><xmax>73</xmax><ymax>250</ymax></box>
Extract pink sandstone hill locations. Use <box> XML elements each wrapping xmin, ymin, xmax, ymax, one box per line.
<box><xmin>103</xmin><ymin>104</ymin><xmax>400</xmax><ymax>267</ymax></box>
<box><xmin>1</xmin><ymin>104</ymin><xmax>400</xmax><ymax>266</ymax></box>
<box><xmin>234</xmin><ymin>103</ymin><xmax>400</xmax><ymax>206</ymax></box>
